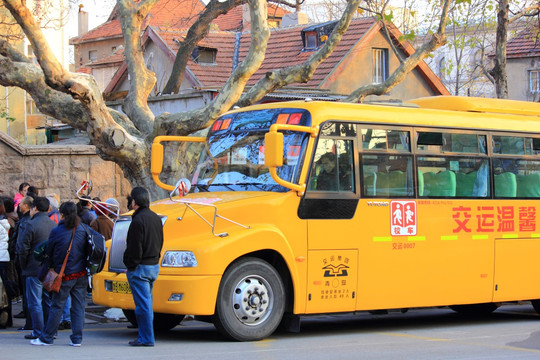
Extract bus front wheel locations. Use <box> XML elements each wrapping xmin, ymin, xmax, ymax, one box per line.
<box><xmin>122</xmin><ymin>309</ymin><xmax>184</xmax><ymax>331</ymax></box>
<box><xmin>213</xmin><ymin>257</ymin><xmax>285</xmax><ymax>341</ymax></box>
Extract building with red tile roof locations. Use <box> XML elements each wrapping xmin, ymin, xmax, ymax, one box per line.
<box><xmin>506</xmin><ymin>26</ymin><xmax>540</xmax><ymax>101</ymax></box>
<box><xmin>105</xmin><ymin>17</ymin><xmax>448</xmax><ymax>102</ymax></box>
<box><xmin>71</xmin><ymin>0</ymin><xmax>289</xmax><ymax>70</ymax></box>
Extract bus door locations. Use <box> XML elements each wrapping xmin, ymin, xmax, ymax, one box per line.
<box><xmin>300</xmin><ymin>123</ymin><xmax>360</xmax><ymax>313</ymax></box>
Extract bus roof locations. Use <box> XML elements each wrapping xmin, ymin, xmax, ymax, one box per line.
<box><xmin>409</xmin><ymin>96</ymin><xmax>540</xmax><ymax>117</ymax></box>
<box><xmin>224</xmin><ymin>97</ymin><xmax>540</xmax><ymax>134</ymax></box>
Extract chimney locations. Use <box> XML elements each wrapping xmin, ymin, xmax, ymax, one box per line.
<box><xmin>78</xmin><ymin>5</ymin><xmax>88</xmax><ymax>36</ymax></box>
<box><xmin>281</xmin><ymin>12</ymin><xmax>309</xmax><ymax>27</ymax></box>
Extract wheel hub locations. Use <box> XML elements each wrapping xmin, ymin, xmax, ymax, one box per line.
<box><xmin>232</xmin><ymin>275</ymin><xmax>273</xmax><ymax>326</ymax></box>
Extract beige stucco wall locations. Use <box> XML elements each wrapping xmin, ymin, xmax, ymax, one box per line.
<box><xmin>0</xmin><ymin>87</ymin><xmax>26</xmax><ymax>144</ymax></box>
<box><xmin>91</xmin><ymin>65</ymin><xmax>121</xmax><ymax>92</ymax></box>
<box><xmin>0</xmin><ymin>132</ymin><xmax>132</xmax><ymax>211</ymax></box>
<box><xmin>74</xmin><ymin>37</ymin><xmax>123</xmax><ymax>69</ymax></box>
<box><xmin>507</xmin><ymin>57</ymin><xmax>540</xmax><ymax>102</ymax></box>
<box><xmin>324</xmin><ymin>31</ymin><xmax>437</xmax><ymax>101</ymax></box>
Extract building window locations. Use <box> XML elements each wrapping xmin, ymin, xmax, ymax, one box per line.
<box><xmin>372</xmin><ymin>48</ymin><xmax>388</xmax><ymax>84</ymax></box>
<box><xmin>305</xmin><ymin>31</ymin><xmax>318</xmax><ymax>50</ymax></box>
<box><xmin>438</xmin><ymin>56</ymin><xmax>446</xmax><ymax>79</ymax></box>
<box><xmin>191</xmin><ymin>47</ymin><xmax>217</xmax><ymax>65</ymax></box>
<box><xmin>268</xmin><ymin>19</ymin><xmax>280</xmax><ymax>28</ymax></box>
<box><xmin>530</xmin><ymin>70</ymin><xmax>540</xmax><ymax>93</ymax></box>
<box><xmin>89</xmin><ymin>50</ymin><xmax>97</xmax><ymax>62</ymax></box>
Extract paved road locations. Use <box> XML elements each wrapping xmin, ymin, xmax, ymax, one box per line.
<box><xmin>3</xmin><ymin>301</ymin><xmax>540</xmax><ymax>359</ymax></box>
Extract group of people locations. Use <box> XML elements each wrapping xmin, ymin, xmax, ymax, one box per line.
<box><xmin>0</xmin><ymin>183</ymin><xmax>164</xmax><ymax>347</ymax></box>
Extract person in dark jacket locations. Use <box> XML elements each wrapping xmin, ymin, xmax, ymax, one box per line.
<box><xmin>13</xmin><ymin>196</ymin><xmax>32</xmax><ymax>328</ymax></box>
<box><xmin>17</xmin><ymin>197</ymin><xmax>56</xmax><ymax>340</ymax></box>
<box><xmin>77</xmin><ymin>196</ymin><xmax>96</xmax><ymax>226</ymax></box>
<box><xmin>123</xmin><ymin>187</ymin><xmax>163</xmax><ymax>347</ymax></box>
<box><xmin>90</xmin><ymin>198</ymin><xmax>119</xmax><ymax>240</ymax></box>
<box><xmin>31</xmin><ymin>201</ymin><xmax>92</xmax><ymax>347</ymax></box>
<box><xmin>316</xmin><ymin>152</ymin><xmax>338</xmax><ymax>190</ymax></box>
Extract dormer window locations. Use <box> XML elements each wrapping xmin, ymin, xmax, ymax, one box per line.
<box><xmin>301</xmin><ymin>21</ymin><xmax>337</xmax><ymax>51</ymax></box>
<box><xmin>191</xmin><ymin>46</ymin><xmax>217</xmax><ymax>65</ymax></box>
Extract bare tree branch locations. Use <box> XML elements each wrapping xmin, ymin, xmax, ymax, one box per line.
<box><xmin>0</xmin><ymin>38</ymin><xmax>30</xmax><ymax>63</ymax></box>
<box><xmin>492</xmin><ymin>0</ymin><xmax>508</xmax><ymax>99</ymax></box>
<box><xmin>4</xmin><ymin>0</ymin><xmax>70</xmax><ymax>91</ymax></box>
<box><xmin>117</xmin><ymin>0</ymin><xmax>159</xmax><ymax>134</ymax></box>
<box><xmin>2</xmin><ymin>0</ymin><xmax>152</xmax><ymax>185</ymax></box>
<box><xmin>156</xmin><ymin>0</ymin><xmax>271</xmax><ymax>135</ymax></box>
<box><xmin>378</xmin><ymin>0</ymin><xmax>406</xmax><ymax>64</ymax></box>
<box><xmin>509</xmin><ymin>5</ymin><xmax>540</xmax><ymax>23</ymax></box>
<box><xmin>162</xmin><ymin>0</ymin><xmax>245</xmax><ymax>95</ymax></box>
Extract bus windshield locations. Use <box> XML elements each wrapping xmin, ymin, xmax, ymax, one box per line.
<box><xmin>191</xmin><ymin>108</ymin><xmax>311</xmax><ymax>192</ymax></box>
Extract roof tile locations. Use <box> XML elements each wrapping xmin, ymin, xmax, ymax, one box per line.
<box><xmin>507</xmin><ymin>27</ymin><xmax>540</xmax><ymax>58</ymax></box>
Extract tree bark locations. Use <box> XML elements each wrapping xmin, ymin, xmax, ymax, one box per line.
<box><xmin>493</xmin><ymin>0</ymin><xmax>508</xmax><ymax>99</ymax></box>
<box><xmin>162</xmin><ymin>0</ymin><xmax>245</xmax><ymax>95</ymax></box>
<box><xmin>156</xmin><ymin>0</ymin><xmax>270</xmax><ymax>135</ymax></box>
<box><xmin>117</xmin><ymin>0</ymin><xmax>159</xmax><ymax>133</ymax></box>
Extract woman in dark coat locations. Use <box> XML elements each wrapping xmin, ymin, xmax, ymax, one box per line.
<box><xmin>30</xmin><ymin>202</ymin><xmax>88</xmax><ymax>347</ymax></box>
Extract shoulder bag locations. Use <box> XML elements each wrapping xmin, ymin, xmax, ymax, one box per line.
<box><xmin>42</xmin><ymin>228</ymin><xmax>75</xmax><ymax>293</ymax></box>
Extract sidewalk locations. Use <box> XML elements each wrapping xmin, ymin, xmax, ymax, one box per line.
<box><xmin>9</xmin><ymin>295</ymin><xmax>124</xmax><ymax>329</ymax></box>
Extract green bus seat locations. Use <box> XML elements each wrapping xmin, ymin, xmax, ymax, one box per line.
<box><xmin>363</xmin><ymin>172</ymin><xmax>377</xmax><ymax>196</ymax></box>
<box><xmin>422</xmin><ymin>170</ymin><xmax>456</xmax><ymax>197</ymax></box>
<box><xmin>455</xmin><ymin>171</ymin><xmax>477</xmax><ymax>197</ymax></box>
<box><xmin>494</xmin><ymin>172</ymin><xmax>517</xmax><ymax>197</ymax></box>
<box><xmin>376</xmin><ymin>170</ymin><xmax>407</xmax><ymax>197</ymax></box>
<box><xmin>516</xmin><ymin>173</ymin><xmax>540</xmax><ymax>198</ymax></box>
<box><xmin>417</xmin><ymin>170</ymin><xmax>424</xmax><ymax>197</ymax></box>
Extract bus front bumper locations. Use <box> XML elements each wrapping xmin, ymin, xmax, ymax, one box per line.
<box><xmin>92</xmin><ymin>271</ymin><xmax>222</xmax><ymax>315</ymax></box>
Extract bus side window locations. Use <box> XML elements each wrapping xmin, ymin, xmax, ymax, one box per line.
<box><xmin>309</xmin><ymin>138</ymin><xmax>355</xmax><ymax>193</ymax></box>
<box><xmin>454</xmin><ymin>159</ymin><xmax>490</xmax><ymax>198</ymax></box>
<box><xmin>417</xmin><ymin>157</ymin><xmax>457</xmax><ymax>198</ymax></box>
<box><xmin>362</xmin><ymin>154</ymin><xmax>412</xmax><ymax>197</ymax></box>
<box><xmin>494</xmin><ymin>158</ymin><xmax>540</xmax><ymax>198</ymax></box>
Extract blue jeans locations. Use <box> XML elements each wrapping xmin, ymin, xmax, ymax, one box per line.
<box><xmin>26</xmin><ymin>276</ymin><xmax>51</xmax><ymax>337</ymax></box>
<box><xmin>40</xmin><ymin>276</ymin><xmax>87</xmax><ymax>344</ymax></box>
<box><xmin>126</xmin><ymin>264</ymin><xmax>159</xmax><ymax>345</ymax></box>
<box><xmin>62</xmin><ymin>295</ymin><xmax>71</xmax><ymax>322</ymax></box>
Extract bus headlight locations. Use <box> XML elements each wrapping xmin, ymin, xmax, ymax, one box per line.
<box><xmin>161</xmin><ymin>251</ymin><xmax>198</xmax><ymax>267</ymax></box>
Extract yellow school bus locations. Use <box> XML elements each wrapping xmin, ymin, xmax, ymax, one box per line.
<box><xmin>92</xmin><ymin>96</ymin><xmax>540</xmax><ymax>341</ymax></box>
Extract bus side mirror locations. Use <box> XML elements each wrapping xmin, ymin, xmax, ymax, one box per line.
<box><xmin>265</xmin><ymin>131</ymin><xmax>283</xmax><ymax>168</ymax></box>
<box><xmin>151</xmin><ymin>142</ymin><xmax>164</xmax><ymax>176</ymax></box>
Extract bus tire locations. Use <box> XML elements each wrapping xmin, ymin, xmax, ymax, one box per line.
<box><xmin>449</xmin><ymin>303</ymin><xmax>498</xmax><ymax>315</ymax></box>
<box><xmin>213</xmin><ymin>257</ymin><xmax>285</xmax><ymax>341</ymax></box>
<box><xmin>122</xmin><ymin>309</ymin><xmax>184</xmax><ymax>331</ymax></box>
<box><xmin>531</xmin><ymin>300</ymin><xmax>540</xmax><ymax>315</ymax></box>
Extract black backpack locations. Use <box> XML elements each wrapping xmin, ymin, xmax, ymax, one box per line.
<box><xmin>82</xmin><ymin>224</ymin><xmax>106</xmax><ymax>275</ymax></box>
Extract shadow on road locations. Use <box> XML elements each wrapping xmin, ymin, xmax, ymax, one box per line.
<box><xmin>157</xmin><ymin>304</ymin><xmax>539</xmax><ymax>343</ymax></box>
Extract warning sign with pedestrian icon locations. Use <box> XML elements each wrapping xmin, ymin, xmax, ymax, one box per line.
<box><xmin>390</xmin><ymin>200</ymin><xmax>417</xmax><ymax>236</ymax></box>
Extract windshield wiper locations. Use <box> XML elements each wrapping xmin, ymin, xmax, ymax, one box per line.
<box><xmin>234</xmin><ymin>182</ymin><xmax>266</xmax><ymax>191</ymax></box>
<box><xmin>207</xmin><ymin>183</ymin><xmax>236</xmax><ymax>191</ymax></box>
<box><xmin>192</xmin><ymin>183</ymin><xmax>210</xmax><ymax>192</ymax></box>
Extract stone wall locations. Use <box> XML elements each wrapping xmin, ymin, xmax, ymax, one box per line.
<box><xmin>0</xmin><ymin>131</ymin><xmax>132</xmax><ymax>211</ymax></box>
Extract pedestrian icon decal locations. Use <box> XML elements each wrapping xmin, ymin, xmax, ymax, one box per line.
<box><xmin>390</xmin><ymin>200</ymin><xmax>417</xmax><ymax>236</ymax></box>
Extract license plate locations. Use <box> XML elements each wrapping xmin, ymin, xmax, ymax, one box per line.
<box><xmin>112</xmin><ymin>281</ymin><xmax>131</xmax><ymax>294</ymax></box>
